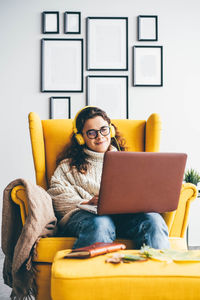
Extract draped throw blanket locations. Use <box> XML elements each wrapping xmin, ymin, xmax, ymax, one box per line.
<box><xmin>1</xmin><ymin>179</ymin><xmax>57</xmax><ymax>299</ymax></box>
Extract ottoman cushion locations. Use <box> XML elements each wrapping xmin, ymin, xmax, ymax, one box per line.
<box><xmin>51</xmin><ymin>250</ymin><xmax>200</xmax><ymax>300</ymax></box>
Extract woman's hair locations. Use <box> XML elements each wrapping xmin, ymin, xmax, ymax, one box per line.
<box><xmin>57</xmin><ymin>107</ymin><xmax>126</xmax><ymax>173</ymax></box>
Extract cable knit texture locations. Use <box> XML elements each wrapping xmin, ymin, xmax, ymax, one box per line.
<box><xmin>47</xmin><ymin>147</ymin><xmax>117</xmax><ymax>228</ymax></box>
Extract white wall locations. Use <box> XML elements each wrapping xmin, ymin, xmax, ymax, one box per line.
<box><xmin>1</xmin><ymin>0</ymin><xmax>200</xmax><ymax>246</ymax></box>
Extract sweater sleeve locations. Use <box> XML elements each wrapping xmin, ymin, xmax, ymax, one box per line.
<box><xmin>47</xmin><ymin>162</ymin><xmax>92</xmax><ymax>221</ymax></box>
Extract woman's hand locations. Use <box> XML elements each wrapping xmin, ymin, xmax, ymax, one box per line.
<box><xmin>81</xmin><ymin>195</ymin><xmax>99</xmax><ymax>206</ymax></box>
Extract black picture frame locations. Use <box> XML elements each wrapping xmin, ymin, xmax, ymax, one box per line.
<box><xmin>86</xmin><ymin>17</ymin><xmax>128</xmax><ymax>71</ymax></box>
<box><xmin>41</xmin><ymin>38</ymin><xmax>83</xmax><ymax>92</ymax></box>
<box><xmin>86</xmin><ymin>75</ymin><xmax>128</xmax><ymax>119</ymax></box>
<box><xmin>137</xmin><ymin>15</ymin><xmax>158</xmax><ymax>41</ymax></box>
<box><xmin>133</xmin><ymin>46</ymin><xmax>163</xmax><ymax>87</ymax></box>
<box><xmin>50</xmin><ymin>97</ymin><xmax>71</xmax><ymax>119</ymax></box>
<box><xmin>64</xmin><ymin>12</ymin><xmax>81</xmax><ymax>34</ymax></box>
<box><xmin>42</xmin><ymin>11</ymin><xmax>59</xmax><ymax>34</ymax></box>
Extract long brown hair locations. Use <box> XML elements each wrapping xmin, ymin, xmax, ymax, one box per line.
<box><xmin>57</xmin><ymin>107</ymin><xmax>126</xmax><ymax>173</ymax></box>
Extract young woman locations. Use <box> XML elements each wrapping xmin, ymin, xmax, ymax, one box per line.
<box><xmin>47</xmin><ymin>106</ymin><xmax>170</xmax><ymax>249</ymax></box>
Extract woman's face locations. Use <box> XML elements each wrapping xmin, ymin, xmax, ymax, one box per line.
<box><xmin>82</xmin><ymin>116</ymin><xmax>111</xmax><ymax>153</ymax></box>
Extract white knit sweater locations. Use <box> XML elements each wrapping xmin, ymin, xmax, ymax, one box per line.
<box><xmin>48</xmin><ymin>147</ymin><xmax>116</xmax><ymax>228</ymax></box>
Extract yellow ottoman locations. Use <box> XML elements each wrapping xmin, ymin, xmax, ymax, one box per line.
<box><xmin>51</xmin><ymin>250</ymin><xmax>200</xmax><ymax>300</ymax></box>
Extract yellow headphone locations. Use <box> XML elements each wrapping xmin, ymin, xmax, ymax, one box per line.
<box><xmin>73</xmin><ymin>106</ymin><xmax>116</xmax><ymax>145</ymax></box>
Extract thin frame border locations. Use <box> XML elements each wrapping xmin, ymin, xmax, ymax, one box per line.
<box><xmin>64</xmin><ymin>12</ymin><xmax>81</xmax><ymax>34</ymax></box>
<box><xmin>86</xmin><ymin>75</ymin><xmax>129</xmax><ymax>119</ymax></box>
<box><xmin>42</xmin><ymin>11</ymin><xmax>59</xmax><ymax>34</ymax></box>
<box><xmin>137</xmin><ymin>15</ymin><xmax>158</xmax><ymax>41</ymax></box>
<box><xmin>133</xmin><ymin>45</ymin><xmax>163</xmax><ymax>87</ymax></box>
<box><xmin>50</xmin><ymin>96</ymin><xmax>71</xmax><ymax>119</ymax></box>
<box><xmin>41</xmin><ymin>38</ymin><xmax>84</xmax><ymax>93</ymax></box>
<box><xmin>86</xmin><ymin>17</ymin><xmax>128</xmax><ymax>71</ymax></box>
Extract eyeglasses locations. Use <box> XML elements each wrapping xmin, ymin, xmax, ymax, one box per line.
<box><xmin>85</xmin><ymin>126</ymin><xmax>110</xmax><ymax>139</ymax></box>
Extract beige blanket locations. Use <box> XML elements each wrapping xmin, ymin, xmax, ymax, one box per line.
<box><xmin>1</xmin><ymin>178</ymin><xmax>57</xmax><ymax>299</ymax></box>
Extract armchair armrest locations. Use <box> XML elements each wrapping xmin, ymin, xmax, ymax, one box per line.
<box><xmin>169</xmin><ymin>183</ymin><xmax>197</xmax><ymax>238</ymax></box>
<box><xmin>11</xmin><ymin>185</ymin><xmax>28</xmax><ymax>226</ymax></box>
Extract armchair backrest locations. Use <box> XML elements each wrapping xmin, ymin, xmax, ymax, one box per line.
<box><xmin>28</xmin><ymin>112</ymin><xmax>161</xmax><ymax>190</ymax></box>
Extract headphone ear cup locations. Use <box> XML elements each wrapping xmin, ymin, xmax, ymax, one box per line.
<box><xmin>110</xmin><ymin>125</ymin><xmax>115</xmax><ymax>138</ymax></box>
<box><xmin>75</xmin><ymin>133</ymin><xmax>85</xmax><ymax>145</ymax></box>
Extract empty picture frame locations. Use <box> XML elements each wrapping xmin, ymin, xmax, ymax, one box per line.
<box><xmin>50</xmin><ymin>97</ymin><xmax>71</xmax><ymax>119</ymax></box>
<box><xmin>133</xmin><ymin>46</ymin><xmax>163</xmax><ymax>87</ymax></box>
<box><xmin>64</xmin><ymin>12</ymin><xmax>81</xmax><ymax>34</ymax></box>
<box><xmin>86</xmin><ymin>76</ymin><xmax>128</xmax><ymax>119</ymax></box>
<box><xmin>42</xmin><ymin>11</ymin><xmax>59</xmax><ymax>34</ymax></box>
<box><xmin>86</xmin><ymin>17</ymin><xmax>128</xmax><ymax>70</ymax></box>
<box><xmin>41</xmin><ymin>38</ymin><xmax>83</xmax><ymax>92</ymax></box>
<box><xmin>137</xmin><ymin>15</ymin><xmax>158</xmax><ymax>41</ymax></box>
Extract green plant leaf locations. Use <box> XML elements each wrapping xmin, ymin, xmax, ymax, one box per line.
<box><xmin>184</xmin><ymin>168</ymin><xmax>200</xmax><ymax>185</ymax></box>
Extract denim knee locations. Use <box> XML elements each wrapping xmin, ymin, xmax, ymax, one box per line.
<box><xmin>145</xmin><ymin>213</ymin><xmax>168</xmax><ymax>231</ymax></box>
<box><xmin>142</xmin><ymin>213</ymin><xmax>170</xmax><ymax>249</ymax></box>
<box><xmin>89</xmin><ymin>216</ymin><xmax>116</xmax><ymax>240</ymax></box>
<box><xmin>73</xmin><ymin>214</ymin><xmax>116</xmax><ymax>249</ymax></box>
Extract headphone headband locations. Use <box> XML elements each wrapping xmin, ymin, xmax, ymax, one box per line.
<box><xmin>72</xmin><ymin>106</ymin><xmax>95</xmax><ymax>134</ymax></box>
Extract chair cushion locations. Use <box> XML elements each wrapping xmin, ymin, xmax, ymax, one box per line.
<box><xmin>34</xmin><ymin>237</ymin><xmax>187</xmax><ymax>263</ymax></box>
<box><xmin>34</xmin><ymin>237</ymin><xmax>76</xmax><ymax>262</ymax></box>
<box><xmin>51</xmin><ymin>249</ymin><xmax>200</xmax><ymax>300</ymax></box>
<box><xmin>34</xmin><ymin>237</ymin><xmax>134</xmax><ymax>262</ymax></box>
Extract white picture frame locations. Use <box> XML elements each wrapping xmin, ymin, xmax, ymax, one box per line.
<box><xmin>41</xmin><ymin>39</ymin><xmax>83</xmax><ymax>92</ymax></box>
<box><xmin>133</xmin><ymin>46</ymin><xmax>163</xmax><ymax>87</ymax></box>
<box><xmin>64</xmin><ymin>12</ymin><xmax>81</xmax><ymax>34</ymax></box>
<box><xmin>42</xmin><ymin>11</ymin><xmax>59</xmax><ymax>34</ymax></box>
<box><xmin>137</xmin><ymin>15</ymin><xmax>158</xmax><ymax>41</ymax></box>
<box><xmin>86</xmin><ymin>17</ymin><xmax>128</xmax><ymax>71</ymax></box>
<box><xmin>86</xmin><ymin>76</ymin><xmax>128</xmax><ymax>119</ymax></box>
<box><xmin>50</xmin><ymin>97</ymin><xmax>71</xmax><ymax>119</ymax></box>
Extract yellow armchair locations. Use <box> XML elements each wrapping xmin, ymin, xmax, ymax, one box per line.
<box><xmin>11</xmin><ymin>112</ymin><xmax>197</xmax><ymax>300</ymax></box>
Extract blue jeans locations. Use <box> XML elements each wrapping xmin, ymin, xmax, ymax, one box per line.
<box><xmin>60</xmin><ymin>211</ymin><xmax>170</xmax><ymax>249</ymax></box>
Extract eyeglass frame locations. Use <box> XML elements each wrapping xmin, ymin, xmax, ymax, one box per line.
<box><xmin>84</xmin><ymin>126</ymin><xmax>111</xmax><ymax>139</ymax></box>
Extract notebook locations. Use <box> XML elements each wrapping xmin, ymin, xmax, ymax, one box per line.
<box><xmin>77</xmin><ymin>152</ymin><xmax>187</xmax><ymax>215</ymax></box>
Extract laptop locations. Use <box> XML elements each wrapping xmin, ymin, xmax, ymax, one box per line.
<box><xmin>77</xmin><ymin>152</ymin><xmax>187</xmax><ymax>215</ymax></box>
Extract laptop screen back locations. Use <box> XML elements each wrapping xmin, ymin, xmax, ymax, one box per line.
<box><xmin>97</xmin><ymin>152</ymin><xmax>187</xmax><ymax>215</ymax></box>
